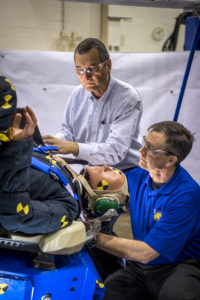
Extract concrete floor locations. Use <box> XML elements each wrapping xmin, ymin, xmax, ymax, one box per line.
<box><xmin>113</xmin><ymin>210</ymin><xmax>133</xmax><ymax>239</ymax></box>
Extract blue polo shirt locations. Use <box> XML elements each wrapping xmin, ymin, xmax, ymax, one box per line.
<box><xmin>126</xmin><ymin>166</ymin><xmax>200</xmax><ymax>265</ymax></box>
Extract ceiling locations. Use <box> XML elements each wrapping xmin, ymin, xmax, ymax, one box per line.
<box><xmin>64</xmin><ymin>0</ymin><xmax>200</xmax><ymax>10</ymax></box>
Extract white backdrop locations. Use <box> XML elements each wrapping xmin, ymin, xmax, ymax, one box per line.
<box><xmin>0</xmin><ymin>50</ymin><xmax>199</xmax><ymax>183</ymax></box>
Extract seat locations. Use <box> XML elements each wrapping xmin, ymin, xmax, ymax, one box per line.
<box><xmin>0</xmin><ymin>208</ymin><xmax>118</xmax><ymax>257</ymax></box>
<box><xmin>9</xmin><ymin>220</ymin><xmax>86</xmax><ymax>255</ymax></box>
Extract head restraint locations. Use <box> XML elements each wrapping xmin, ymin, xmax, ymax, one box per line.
<box><xmin>77</xmin><ymin>174</ymin><xmax>129</xmax><ymax>214</ymax></box>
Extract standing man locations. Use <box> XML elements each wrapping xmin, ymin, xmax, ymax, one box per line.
<box><xmin>43</xmin><ymin>38</ymin><xmax>142</xmax><ymax>171</ymax></box>
<box><xmin>94</xmin><ymin>121</ymin><xmax>200</xmax><ymax>299</ymax></box>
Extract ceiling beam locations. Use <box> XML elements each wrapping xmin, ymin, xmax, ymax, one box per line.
<box><xmin>63</xmin><ymin>0</ymin><xmax>200</xmax><ymax>10</ymax></box>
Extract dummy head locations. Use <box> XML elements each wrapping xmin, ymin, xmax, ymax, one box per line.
<box><xmin>77</xmin><ymin>165</ymin><xmax>129</xmax><ymax>215</ymax></box>
<box><xmin>84</xmin><ymin>165</ymin><xmax>125</xmax><ymax>190</ymax></box>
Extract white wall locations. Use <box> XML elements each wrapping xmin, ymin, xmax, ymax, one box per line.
<box><xmin>0</xmin><ymin>0</ymin><xmax>184</xmax><ymax>52</ymax></box>
<box><xmin>0</xmin><ymin>0</ymin><xmax>101</xmax><ymax>51</ymax></box>
<box><xmin>108</xmin><ymin>6</ymin><xmax>184</xmax><ymax>52</ymax></box>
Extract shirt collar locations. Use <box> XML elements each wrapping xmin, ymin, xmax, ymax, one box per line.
<box><xmin>88</xmin><ymin>75</ymin><xmax>114</xmax><ymax>103</ymax></box>
<box><xmin>144</xmin><ymin>166</ymin><xmax>182</xmax><ymax>195</ymax></box>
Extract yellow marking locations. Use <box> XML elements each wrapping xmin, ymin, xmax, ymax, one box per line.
<box><xmin>2</xmin><ymin>94</ymin><xmax>12</xmax><ymax>109</ymax></box>
<box><xmin>61</xmin><ymin>215</ymin><xmax>68</xmax><ymax>228</ymax></box>
<box><xmin>113</xmin><ymin>168</ymin><xmax>122</xmax><ymax>174</ymax></box>
<box><xmin>0</xmin><ymin>283</ymin><xmax>8</xmax><ymax>294</ymax></box>
<box><xmin>5</xmin><ymin>78</ymin><xmax>15</xmax><ymax>91</ymax></box>
<box><xmin>45</xmin><ymin>155</ymin><xmax>56</xmax><ymax>165</ymax></box>
<box><xmin>154</xmin><ymin>212</ymin><xmax>162</xmax><ymax>222</ymax></box>
<box><xmin>16</xmin><ymin>202</ymin><xmax>29</xmax><ymax>215</ymax></box>
<box><xmin>97</xmin><ymin>180</ymin><xmax>108</xmax><ymax>190</ymax></box>
<box><xmin>96</xmin><ymin>280</ymin><xmax>104</xmax><ymax>288</ymax></box>
<box><xmin>7</xmin><ymin>127</ymin><xmax>12</xmax><ymax>140</ymax></box>
<box><xmin>0</xmin><ymin>133</ymin><xmax>10</xmax><ymax>142</ymax></box>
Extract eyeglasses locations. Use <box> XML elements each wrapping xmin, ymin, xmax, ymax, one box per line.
<box><xmin>143</xmin><ymin>136</ymin><xmax>169</xmax><ymax>155</ymax></box>
<box><xmin>76</xmin><ymin>60</ymin><xmax>108</xmax><ymax>76</ymax></box>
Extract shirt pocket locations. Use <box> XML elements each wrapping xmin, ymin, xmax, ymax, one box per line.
<box><xmin>98</xmin><ymin>123</ymin><xmax>112</xmax><ymax>142</ymax></box>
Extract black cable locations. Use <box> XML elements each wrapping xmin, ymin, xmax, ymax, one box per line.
<box><xmin>162</xmin><ymin>12</ymin><xmax>194</xmax><ymax>51</ymax></box>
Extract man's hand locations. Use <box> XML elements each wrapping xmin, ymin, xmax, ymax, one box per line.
<box><xmin>42</xmin><ymin>135</ymin><xmax>79</xmax><ymax>156</ymax></box>
<box><xmin>12</xmin><ymin>106</ymin><xmax>37</xmax><ymax>141</ymax></box>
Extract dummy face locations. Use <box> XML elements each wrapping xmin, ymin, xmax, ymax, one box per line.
<box><xmin>139</xmin><ymin>130</ymin><xmax>170</xmax><ymax>172</ymax></box>
<box><xmin>84</xmin><ymin>165</ymin><xmax>125</xmax><ymax>191</ymax></box>
<box><xmin>74</xmin><ymin>48</ymin><xmax>111</xmax><ymax>99</ymax></box>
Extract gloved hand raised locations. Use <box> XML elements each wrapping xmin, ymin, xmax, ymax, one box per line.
<box><xmin>12</xmin><ymin>106</ymin><xmax>37</xmax><ymax>141</ymax></box>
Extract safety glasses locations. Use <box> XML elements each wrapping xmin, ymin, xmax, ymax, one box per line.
<box><xmin>76</xmin><ymin>60</ymin><xmax>108</xmax><ymax>76</ymax></box>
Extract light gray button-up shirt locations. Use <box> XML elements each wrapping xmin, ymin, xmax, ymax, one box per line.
<box><xmin>56</xmin><ymin>75</ymin><xmax>142</xmax><ymax>170</ymax></box>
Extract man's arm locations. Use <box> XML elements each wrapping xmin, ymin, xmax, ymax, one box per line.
<box><xmin>43</xmin><ymin>101</ymin><xmax>142</xmax><ymax>166</ymax></box>
<box><xmin>95</xmin><ymin>233</ymin><xmax>160</xmax><ymax>264</ymax></box>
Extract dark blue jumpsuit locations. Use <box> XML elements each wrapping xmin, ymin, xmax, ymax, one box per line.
<box><xmin>0</xmin><ymin>137</ymin><xmax>79</xmax><ymax>234</ymax></box>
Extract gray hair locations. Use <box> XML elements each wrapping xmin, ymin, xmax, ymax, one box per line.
<box><xmin>149</xmin><ymin>121</ymin><xmax>194</xmax><ymax>164</ymax></box>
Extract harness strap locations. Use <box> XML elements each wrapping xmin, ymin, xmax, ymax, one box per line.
<box><xmin>33</xmin><ymin>146</ymin><xmax>58</xmax><ymax>154</ymax></box>
<box><xmin>31</xmin><ymin>156</ymin><xmax>79</xmax><ymax>200</ymax></box>
<box><xmin>77</xmin><ymin>175</ymin><xmax>96</xmax><ymax>210</ymax></box>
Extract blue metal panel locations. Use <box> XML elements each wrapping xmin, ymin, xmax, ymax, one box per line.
<box><xmin>184</xmin><ymin>17</ymin><xmax>200</xmax><ymax>50</ymax></box>
<box><xmin>0</xmin><ymin>247</ymin><xmax>104</xmax><ymax>300</ymax></box>
<box><xmin>0</xmin><ymin>277</ymin><xmax>33</xmax><ymax>300</ymax></box>
<box><xmin>173</xmin><ymin>17</ymin><xmax>200</xmax><ymax>121</ymax></box>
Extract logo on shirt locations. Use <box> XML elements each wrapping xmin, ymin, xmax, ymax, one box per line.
<box><xmin>0</xmin><ymin>283</ymin><xmax>8</xmax><ymax>295</ymax></box>
<box><xmin>153</xmin><ymin>209</ymin><xmax>162</xmax><ymax>222</ymax></box>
